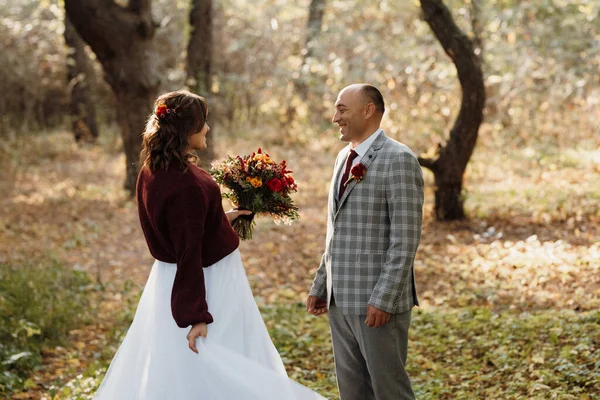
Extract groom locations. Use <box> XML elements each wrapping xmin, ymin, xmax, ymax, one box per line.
<box><xmin>307</xmin><ymin>84</ymin><xmax>424</xmax><ymax>400</ymax></box>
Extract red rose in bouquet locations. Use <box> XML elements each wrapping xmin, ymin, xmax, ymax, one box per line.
<box><xmin>210</xmin><ymin>148</ymin><xmax>300</xmax><ymax>240</ymax></box>
<box><xmin>266</xmin><ymin>178</ymin><xmax>285</xmax><ymax>193</ymax></box>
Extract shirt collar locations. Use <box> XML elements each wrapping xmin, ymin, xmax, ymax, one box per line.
<box><xmin>352</xmin><ymin>128</ymin><xmax>382</xmax><ymax>158</ymax></box>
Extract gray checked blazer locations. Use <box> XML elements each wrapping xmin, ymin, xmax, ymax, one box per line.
<box><xmin>309</xmin><ymin>131</ymin><xmax>424</xmax><ymax>315</ymax></box>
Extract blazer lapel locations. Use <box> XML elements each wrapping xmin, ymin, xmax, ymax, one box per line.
<box><xmin>331</xmin><ymin>147</ymin><xmax>351</xmax><ymax>213</ymax></box>
<box><xmin>335</xmin><ymin>132</ymin><xmax>387</xmax><ymax>216</ymax></box>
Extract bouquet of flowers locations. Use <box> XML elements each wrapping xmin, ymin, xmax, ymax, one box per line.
<box><xmin>210</xmin><ymin>148</ymin><xmax>300</xmax><ymax>240</ymax></box>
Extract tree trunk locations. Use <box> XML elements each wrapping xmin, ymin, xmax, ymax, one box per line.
<box><xmin>64</xmin><ymin>0</ymin><xmax>160</xmax><ymax>193</ymax></box>
<box><xmin>418</xmin><ymin>0</ymin><xmax>486</xmax><ymax>220</ymax></box>
<box><xmin>285</xmin><ymin>0</ymin><xmax>326</xmax><ymax>124</ymax></box>
<box><xmin>187</xmin><ymin>0</ymin><xmax>215</xmax><ymax>169</ymax></box>
<box><xmin>64</xmin><ymin>14</ymin><xmax>99</xmax><ymax>143</ymax></box>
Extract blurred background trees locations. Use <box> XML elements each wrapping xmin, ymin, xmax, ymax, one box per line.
<box><xmin>1</xmin><ymin>3</ymin><xmax>598</xmax><ymax>395</ymax></box>
<box><xmin>64</xmin><ymin>14</ymin><xmax>99</xmax><ymax>143</ymax></box>
<box><xmin>1</xmin><ymin>0</ymin><xmax>598</xmax><ymax>214</ymax></box>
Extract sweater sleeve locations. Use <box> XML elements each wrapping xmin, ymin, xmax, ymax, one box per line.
<box><xmin>165</xmin><ymin>185</ymin><xmax>214</xmax><ymax>328</ymax></box>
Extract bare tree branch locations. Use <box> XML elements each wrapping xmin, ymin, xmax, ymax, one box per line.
<box><xmin>417</xmin><ymin>156</ymin><xmax>437</xmax><ymax>172</ymax></box>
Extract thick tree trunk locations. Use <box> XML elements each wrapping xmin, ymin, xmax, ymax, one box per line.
<box><xmin>64</xmin><ymin>15</ymin><xmax>99</xmax><ymax>143</ymax></box>
<box><xmin>418</xmin><ymin>0</ymin><xmax>486</xmax><ymax>220</ymax></box>
<box><xmin>186</xmin><ymin>0</ymin><xmax>215</xmax><ymax>169</ymax></box>
<box><xmin>64</xmin><ymin>0</ymin><xmax>160</xmax><ymax>193</ymax></box>
<box><xmin>187</xmin><ymin>0</ymin><xmax>212</xmax><ymax>95</ymax></box>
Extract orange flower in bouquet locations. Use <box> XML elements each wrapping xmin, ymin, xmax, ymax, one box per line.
<box><xmin>210</xmin><ymin>148</ymin><xmax>300</xmax><ymax>240</ymax></box>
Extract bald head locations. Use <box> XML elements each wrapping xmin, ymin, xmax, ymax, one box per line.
<box><xmin>341</xmin><ymin>84</ymin><xmax>385</xmax><ymax>116</ymax></box>
<box><xmin>333</xmin><ymin>84</ymin><xmax>385</xmax><ymax>146</ymax></box>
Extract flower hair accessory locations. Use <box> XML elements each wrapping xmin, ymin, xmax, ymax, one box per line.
<box><xmin>344</xmin><ymin>163</ymin><xmax>367</xmax><ymax>186</ymax></box>
<box><xmin>155</xmin><ymin>104</ymin><xmax>181</xmax><ymax>120</ymax></box>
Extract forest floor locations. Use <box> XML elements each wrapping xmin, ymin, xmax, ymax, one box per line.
<box><xmin>1</xmin><ymin>128</ymin><xmax>599</xmax><ymax>399</ymax></box>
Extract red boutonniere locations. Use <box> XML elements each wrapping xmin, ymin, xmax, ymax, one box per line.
<box><xmin>344</xmin><ymin>163</ymin><xmax>367</xmax><ymax>186</ymax></box>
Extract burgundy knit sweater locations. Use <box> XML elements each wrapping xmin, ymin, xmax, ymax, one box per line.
<box><xmin>136</xmin><ymin>163</ymin><xmax>239</xmax><ymax>328</ymax></box>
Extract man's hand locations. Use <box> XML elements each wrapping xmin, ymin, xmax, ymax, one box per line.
<box><xmin>186</xmin><ymin>322</ymin><xmax>208</xmax><ymax>354</ymax></box>
<box><xmin>365</xmin><ymin>305</ymin><xmax>391</xmax><ymax>328</ymax></box>
<box><xmin>225</xmin><ymin>209</ymin><xmax>253</xmax><ymax>223</ymax></box>
<box><xmin>306</xmin><ymin>295</ymin><xmax>328</xmax><ymax>316</ymax></box>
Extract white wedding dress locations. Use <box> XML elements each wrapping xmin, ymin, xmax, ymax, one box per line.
<box><xmin>95</xmin><ymin>249</ymin><xmax>326</xmax><ymax>400</ymax></box>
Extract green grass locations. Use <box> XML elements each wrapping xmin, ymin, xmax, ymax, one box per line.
<box><xmin>45</xmin><ymin>301</ymin><xmax>600</xmax><ymax>399</ymax></box>
<box><xmin>409</xmin><ymin>308</ymin><xmax>600</xmax><ymax>399</ymax></box>
<box><xmin>262</xmin><ymin>304</ymin><xmax>338</xmax><ymax>398</ymax></box>
<box><xmin>0</xmin><ymin>261</ymin><xmax>96</xmax><ymax>396</ymax></box>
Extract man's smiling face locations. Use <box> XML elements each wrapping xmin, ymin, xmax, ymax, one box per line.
<box><xmin>332</xmin><ymin>87</ymin><xmax>367</xmax><ymax>144</ymax></box>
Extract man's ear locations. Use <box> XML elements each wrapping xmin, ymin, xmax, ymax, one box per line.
<box><xmin>364</xmin><ymin>103</ymin><xmax>375</xmax><ymax>119</ymax></box>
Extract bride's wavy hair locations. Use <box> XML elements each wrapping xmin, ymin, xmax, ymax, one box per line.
<box><xmin>140</xmin><ymin>90</ymin><xmax>208</xmax><ymax>172</ymax></box>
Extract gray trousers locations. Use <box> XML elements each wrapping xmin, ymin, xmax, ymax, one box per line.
<box><xmin>329</xmin><ymin>300</ymin><xmax>415</xmax><ymax>400</ymax></box>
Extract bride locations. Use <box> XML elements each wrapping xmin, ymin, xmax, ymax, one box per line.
<box><xmin>94</xmin><ymin>90</ymin><xmax>326</xmax><ymax>400</ymax></box>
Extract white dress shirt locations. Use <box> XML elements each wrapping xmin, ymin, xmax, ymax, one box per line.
<box><xmin>336</xmin><ymin>128</ymin><xmax>383</xmax><ymax>197</ymax></box>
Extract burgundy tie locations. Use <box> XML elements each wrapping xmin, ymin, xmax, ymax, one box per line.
<box><xmin>338</xmin><ymin>149</ymin><xmax>359</xmax><ymax>200</ymax></box>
